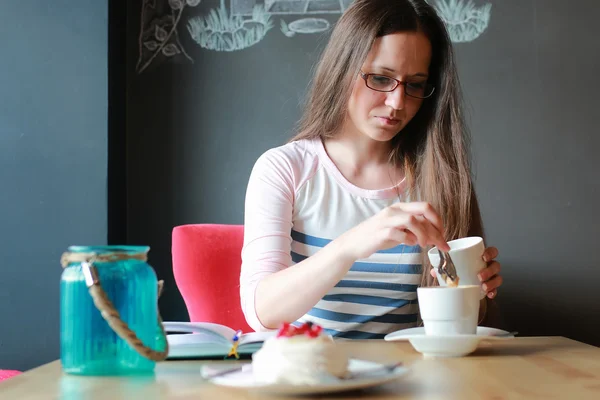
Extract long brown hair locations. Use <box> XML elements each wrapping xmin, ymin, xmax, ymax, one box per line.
<box><xmin>290</xmin><ymin>0</ymin><xmax>484</xmax><ymax>286</ymax></box>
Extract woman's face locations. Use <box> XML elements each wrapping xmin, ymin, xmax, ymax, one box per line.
<box><xmin>345</xmin><ymin>31</ymin><xmax>432</xmax><ymax>143</ymax></box>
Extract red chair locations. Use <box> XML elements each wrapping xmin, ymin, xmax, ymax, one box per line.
<box><xmin>171</xmin><ymin>224</ymin><xmax>252</xmax><ymax>332</ymax></box>
<box><xmin>0</xmin><ymin>370</ymin><xmax>21</xmax><ymax>382</ymax></box>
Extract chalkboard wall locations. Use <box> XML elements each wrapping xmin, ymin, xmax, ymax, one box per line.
<box><xmin>126</xmin><ymin>0</ymin><xmax>599</xmax><ymax>347</ymax></box>
<box><xmin>0</xmin><ymin>1</ymin><xmax>108</xmax><ymax>370</ymax></box>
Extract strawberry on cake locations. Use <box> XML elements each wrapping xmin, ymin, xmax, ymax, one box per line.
<box><xmin>251</xmin><ymin>322</ymin><xmax>349</xmax><ymax>385</ymax></box>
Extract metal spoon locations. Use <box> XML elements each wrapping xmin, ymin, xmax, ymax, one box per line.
<box><xmin>343</xmin><ymin>361</ymin><xmax>403</xmax><ymax>379</ymax></box>
<box><xmin>437</xmin><ymin>249</ymin><xmax>459</xmax><ymax>286</ymax></box>
<box><xmin>203</xmin><ymin>361</ymin><xmax>404</xmax><ymax>380</ymax></box>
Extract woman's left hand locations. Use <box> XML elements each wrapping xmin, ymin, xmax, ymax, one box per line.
<box><xmin>478</xmin><ymin>246</ymin><xmax>502</xmax><ymax>299</ymax></box>
<box><xmin>429</xmin><ymin>246</ymin><xmax>503</xmax><ymax>298</ymax></box>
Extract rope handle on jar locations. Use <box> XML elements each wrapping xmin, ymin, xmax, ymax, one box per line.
<box><xmin>61</xmin><ymin>252</ymin><xmax>169</xmax><ymax>362</ymax></box>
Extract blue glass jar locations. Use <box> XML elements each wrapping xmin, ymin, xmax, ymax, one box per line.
<box><xmin>60</xmin><ymin>246</ymin><xmax>167</xmax><ymax>375</ymax></box>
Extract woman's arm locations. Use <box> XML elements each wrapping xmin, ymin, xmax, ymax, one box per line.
<box><xmin>239</xmin><ymin>149</ymin><xmax>356</xmax><ymax>331</ymax></box>
<box><xmin>253</xmin><ymin>240</ymin><xmax>356</xmax><ymax>330</ymax></box>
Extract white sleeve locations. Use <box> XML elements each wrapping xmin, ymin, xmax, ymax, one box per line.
<box><xmin>239</xmin><ymin>148</ymin><xmax>298</xmax><ymax>332</ymax></box>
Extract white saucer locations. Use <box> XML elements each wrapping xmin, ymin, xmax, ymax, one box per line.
<box><xmin>204</xmin><ymin>359</ymin><xmax>409</xmax><ymax>395</ymax></box>
<box><xmin>384</xmin><ymin>327</ymin><xmax>515</xmax><ymax>358</ymax></box>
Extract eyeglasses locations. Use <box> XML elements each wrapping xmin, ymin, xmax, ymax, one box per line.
<box><xmin>359</xmin><ymin>72</ymin><xmax>435</xmax><ymax>99</ymax></box>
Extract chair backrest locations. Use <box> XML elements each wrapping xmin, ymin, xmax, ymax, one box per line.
<box><xmin>0</xmin><ymin>370</ymin><xmax>20</xmax><ymax>381</ymax></box>
<box><xmin>171</xmin><ymin>224</ymin><xmax>252</xmax><ymax>332</ymax></box>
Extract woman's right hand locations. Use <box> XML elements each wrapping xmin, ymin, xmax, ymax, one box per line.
<box><xmin>337</xmin><ymin>202</ymin><xmax>450</xmax><ymax>261</ymax></box>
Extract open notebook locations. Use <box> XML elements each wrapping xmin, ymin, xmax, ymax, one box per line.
<box><xmin>163</xmin><ymin>321</ymin><xmax>276</xmax><ymax>360</ymax></box>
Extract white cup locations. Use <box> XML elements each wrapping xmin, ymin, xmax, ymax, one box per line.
<box><xmin>428</xmin><ymin>236</ymin><xmax>487</xmax><ymax>299</ymax></box>
<box><xmin>417</xmin><ymin>285</ymin><xmax>481</xmax><ymax>335</ymax></box>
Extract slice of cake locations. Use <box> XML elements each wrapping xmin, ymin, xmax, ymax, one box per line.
<box><xmin>251</xmin><ymin>322</ymin><xmax>349</xmax><ymax>385</ymax></box>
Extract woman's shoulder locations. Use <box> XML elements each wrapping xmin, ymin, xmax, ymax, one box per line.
<box><xmin>258</xmin><ymin>138</ymin><xmax>317</xmax><ymax>163</ymax></box>
<box><xmin>250</xmin><ymin>138</ymin><xmax>321</xmax><ymax>190</ymax></box>
<box><xmin>253</xmin><ymin>138</ymin><xmax>320</xmax><ymax>173</ymax></box>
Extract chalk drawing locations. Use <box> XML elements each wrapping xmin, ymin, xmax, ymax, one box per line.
<box><xmin>136</xmin><ymin>0</ymin><xmax>491</xmax><ymax>71</ymax></box>
<box><xmin>232</xmin><ymin>0</ymin><xmax>350</xmax><ymax>16</ymax></box>
<box><xmin>136</xmin><ymin>0</ymin><xmax>202</xmax><ymax>73</ymax></box>
<box><xmin>431</xmin><ymin>0</ymin><xmax>492</xmax><ymax>43</ymax></box>
<box><xmin>281</xmin><ymin>17</ymin><xmax>330</xmax><ymax>37</ymax></box>
<box><xmin>187</xmin><ymin>1</ymin><xmax>274</xmax><ymax>51</ymax></box>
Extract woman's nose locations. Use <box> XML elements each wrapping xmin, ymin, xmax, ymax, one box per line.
<box><xmin>384</xmin><ymin>84</ymin><xmax>406</xmax><ymax>110</ymax></box>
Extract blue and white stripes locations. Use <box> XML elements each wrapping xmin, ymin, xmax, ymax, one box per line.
<box><xmin>291</xmin><ymin>230</ymin><xmax>422</xmax><ymax>339</ymax></box>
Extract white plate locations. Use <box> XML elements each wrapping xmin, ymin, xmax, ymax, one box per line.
<box><xmin>384</xmin><ymin>327</ymin><xmax>515</xmax><ymax>358</ymax></box>
<box><xmin>205</xmin><ymin>359</ymin><xmax>409</xmax><ymax>395</ymax></box>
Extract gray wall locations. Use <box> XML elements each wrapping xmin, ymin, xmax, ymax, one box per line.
<box><xmin>0</xmin><ymin>1</ymin><xmax>108</xmax><ymax>370</ymax></box>
<box><xmin>126</xmin><ymin>0</ymin><xmax>600</xmax><ymax>346</ymax></box>
<box><xmin>460</xmin><ymin>1</ymin><xmax>599</xmax><ymax>345</ymax></box>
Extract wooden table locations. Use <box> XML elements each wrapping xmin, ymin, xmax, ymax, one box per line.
<box><xmin>1</xmin><ymin>337</ymin><xmax>599</xmax><ymax>399</ymax></box>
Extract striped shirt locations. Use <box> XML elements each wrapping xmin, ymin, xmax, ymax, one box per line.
<box><xmin>240</xmin><ymin>139</ymin><xmax>422</xmax><ymax>338</ymax></box>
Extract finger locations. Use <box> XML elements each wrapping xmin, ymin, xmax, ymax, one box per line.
<box><xmin>389</xmin><ymin>206</ymin><xmax>450</xmax><ymax>252</ymax></box>
<box><xmin>398</xmin><ymin>214</ymin><xmax>445</xmax><ymax>250</ymax></box>
<box><xmin>430</xmin><ymin>268</ymin><xmax>437</xmax><ymax>278</ymax></box>
<box><xmin>405</xmin><ymin>230</ymin><xmax>419</xmax><ymax>246</ymax></box>
<box><xmin>400</xmin><ymin>215</ymin><xmax>430</xmax><ymax>248</ymax></box>
<box><xmin>478</xmin><ymin>262</ymin><xmax>501</xmax><ymax>282</ymax></box>
<box><xmin>413</xmin><ymin>215</ymin><xmax>443</xmax><ymax>248</ymax></box>
<box><xmin>482</xmin><ymin>247</ymin><xmax>499</xmax><ymax>263</ymax></box>
<box><xmin>487</xmin><ymin>289</ymin><xmax>497</xmax><ymax>299</ymax></box>
<box><xmin>481</xmin><ymin>275</ymin><xmax>503</xmax><ymax>293</ymax></box>
<box><xmin>399</xmin><ymin>229</ymin><xmax>418</xmax><ymax>246</ymax></box>
<box><xmin>389</xmin><ymin>213</ymin><xmax>449</xmax><ymax>251</ymax></box>
<box><xmin>384</xmin><ymin>227</ymin><xmax>418</xmax><ymax>247</ymax></box>
<box><xmin>419</xmin><ymin>221</ymin><xmax>451</xmax><ymax>252</ymax></box>
<box><xmin>391</xmin><ymin>202</ymin><xmax>445</xmax><ymax>235</ymax></box>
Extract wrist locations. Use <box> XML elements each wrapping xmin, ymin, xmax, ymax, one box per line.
<box><xmin>329</xmin><ymin>232</ymin><xmax>359</xmax><ymax>265</ymax></box>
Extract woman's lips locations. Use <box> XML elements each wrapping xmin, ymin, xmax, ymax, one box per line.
<box><xmin>376</xmin><ymin>116</ymin><xmax>401</xmax><ymax>126</ymax></box>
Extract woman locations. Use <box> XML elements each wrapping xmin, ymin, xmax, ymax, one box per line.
<box><xmin>240</xmin><ymin>0</ymin><xmax>503</xmax><ymax>338</ymax></box>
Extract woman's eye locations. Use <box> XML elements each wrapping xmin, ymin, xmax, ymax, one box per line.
<box><xmin>370</xmin><ymin>75</ymin><xmax>393</xmax><ymax>86</ymax></box>
<box><xmin>408</xmin><ymin>82</ymin><xmax>426</xmax><ymax>90</ymax></box>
